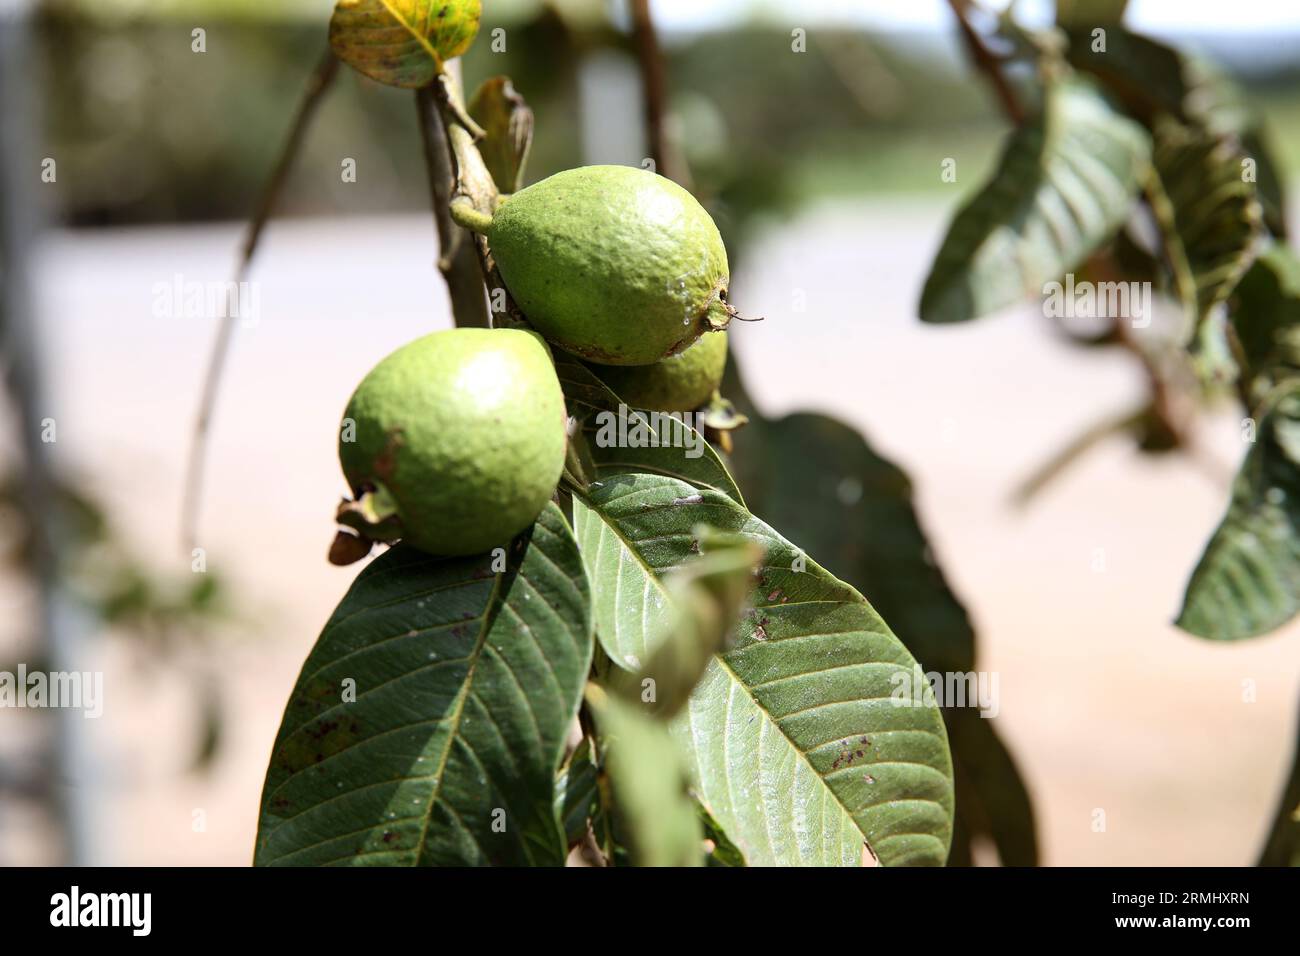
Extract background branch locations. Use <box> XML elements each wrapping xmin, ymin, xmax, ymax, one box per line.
<box><xmin>182</xmin><ymin>47</ymin><xmax>340</xmax><ymax>550</ymax></box>
<box><xmin>946</xmin><ymin>0</ymin><xmax>1024</xmax><ymax>126</ymax></box>
<box><xmin>630</xmin><ymin>0</ymin><xmax>690</xmax><ymax>187</ymax></box>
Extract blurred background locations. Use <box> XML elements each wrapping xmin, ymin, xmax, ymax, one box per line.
<box><xmin>2</xmin><ymin>0</ymin><xmax>1299</xmax><ymax>865</ymax></box>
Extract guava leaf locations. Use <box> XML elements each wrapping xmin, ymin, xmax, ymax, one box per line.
<box><xmin>943</xmin><ymin>708</ymin><xmax>1038</xmax><ymax>866</ymax></box>
<box><xmin>329</xmin><ymin>0</ymin><xmax>481</xmax><ymax>89</ymax></box>
<box><xmin>575</xmin><ymin>472</ymin><xmax>954</xmax><ymax>866</ymax></box>
<box><xmin>554</xmin><ymin>738</ymin><xmax>599</xmax><ymax>850</ymax></box>
<box><xmin>697</xmin><ymin>799</ymin><xmax>747</xmax><ymax>866</ymax></box>
<box><xmin>1055</xmin><ymin>0</ymin><xmax>1128</xmax><ymax>24</ymax></box>
<box><xmin>585</xmin><ymin>684</ymin><xmax>703</xmax><ymax>867</ymax></box>
<box><xmin>1147</xmin><ymin>118</ymin><xmax>1263</xmax><ymax>331</ymax></box>
<box><xmin>582</xmin><ymin>521</ymin><xmax>763</xmax><ymax>718</ymax></box>
<box><xmin>1065</xmin><ymin>25</ymin><xmax>1288</xmax><ymax>237</ymax></box>
<box><xmin>254</xmin><ymin>504</ymin><xmax>592</xmax><ymax>866</ymax></box>
<box><xmin>1259</xmin><ymin>696</ymin><xmax>1300</xmax><ymax>866</ymax></box>
<box><xmin>469</xmin><ymin>76</ymin><xmax>534</xmax><ymax>195</ymax></box>
<box><xmin>555</xmin><ymin>355</ymin><xmax>742</xmax><ymax>503</ymax></box>
<box><xmin>728</xmin><ymin>413</ymin><xmax>977</xmax><ymax>676</ymax></box>
<box><xmin>725</xmin><ymin>407</ymin><xmax>1037</xmax><ymax>865</ymax></box>
<box><xmin>1230</xmin><ymin>244</ymin><xmax>1300</xmax><ymax>393</ymax></box>
<box><xmin>1177</xmin><ymin>380</ymin><xmax>1300</xmax><ymax>640</ymax></box>
<box><xmin>919</xmin><ymin>80</ymin><xmax>1150</xmax><ymax>324</ymax></box>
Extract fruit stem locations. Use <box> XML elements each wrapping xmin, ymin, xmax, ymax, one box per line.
<box><xmin>450</xmin><ymin>198</ymin><xmax>494</xmax><ymax>235</ymax></box>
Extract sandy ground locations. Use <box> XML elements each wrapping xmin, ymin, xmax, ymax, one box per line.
<box><xmin>3</xmin><ymin>201</ymin><xmax>1297</xmax><ymax>866</ymax></box>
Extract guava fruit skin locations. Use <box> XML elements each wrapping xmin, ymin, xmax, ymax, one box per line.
<box><xmin>339</xmin><ymin>328</ymin><xmax>566</xmax><ymax>557</ymax></box>
<box><xmin>587</xmin><ymin>331</ymin><xmax>728</xmax><ymax>411</ymax></box>
<box><xmin>487</xmin><ymin>165</ymin><xmax>730</xmax><ymax>366</ymax></box>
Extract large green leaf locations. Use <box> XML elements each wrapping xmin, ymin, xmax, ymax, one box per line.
<box><xmin>585</xmin><ymin>684</ymin><xmax>703</xmax><ymax>867</ymax></box>
<box><xmin>726</xmin><ymin>406</ymin><xmax>1037</xmax><ymax>865</ymax></box>
<box><xmin>254</xmin><ymin>504</ymin><xmax>592</xmax><ymax>866</ymax></box>
<box><xmin>729</xmin><ymin>413</ymin><xmax>976</xmax><ymax>677</ymax></box>
<box><xmin>555</xmin><ymin>355</ymin><xmax>742</xmax><ymax>503</ymax></box>
<box><xmin>576</xmin><ymin>472</ymin><xmax>954</xmax><ymax>866</ymax></box>
<box><xmin>593</xmin><ymin>526</ymin><xmax>764</xmax><ymax>719</ymax></box>
<box><xmin>329</xmin><ymin>0</ymin><xmax>481</xmax><ymax>89</ymax></box>
<box><xmin>1259</xmin><ymin>697</ymin><xmax>1300</xmax><ymax>866</ymax></box>
<box><xmin>1147</xmin><ymin>118</ymin><xmax>1263</xmax><ymax>331</ymax></box>
<box><xmin>919</xmin><ymin>80</ymin><xmax>1150</xmax><ymax>324</ymax></box>
<box><xmin>1177</xmin><ymin>381</ymin><xmax>1300</xmax><ymax>640</ymax></box>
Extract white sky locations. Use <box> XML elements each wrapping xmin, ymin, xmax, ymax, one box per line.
<box><xmin>649</xmin><ymin>0</ymin><xmax>1300</xmax><ymax>32</ymax></box>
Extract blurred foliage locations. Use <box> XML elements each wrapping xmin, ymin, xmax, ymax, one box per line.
<box><xmin>0</xmin><ymin>474</ymin><xmax>232</xmax><ymax>772</ymax></box>
<box><xmin>34</xmin><ymin>2</ymin><xmax>1300</xmax><ymax>266</ymax></box>
<box><xmin>31</xmin><ymin>2</ymin><xmax>1003</xmax><ymax>249</ymax></box>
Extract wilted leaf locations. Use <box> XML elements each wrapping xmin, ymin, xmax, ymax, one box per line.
<box><xmin>585</xmin><ymin>684</ymin><xmax>702</xmax><ymax>867</ymax></box>
<box><xmin>329</xmin><ymin>0</ymin><xmax>482</xmax><ymax>89</ymax></box>
<box><xmin>1231</xmin><ymin>243</ymin><xmax>1300</xmax><ymax>394</ymax></box>
<box><xmin>920</xmin><ymin>80</ymin><xmax>1150</xmax><ymax>323</ymax></box>
<box><xmin>1147</xmin><ymin>117</ymin><xmax>1262</xmax><ymax>331</ymax></box>
<box><xmin>255</xmin><ymin>504</ymin><xmax>592</xmax><ymax>865</ymax></box>
<box><xmin>575</xmin><ymin>472</ymin><xmax>954</xmax><ymax>866</ymax></box>
<box><xmin>469</xmin><ymin>76</ymin><xmax>534</xmax><ymax>194</ymax></box>
<box><xmin>1177</xmin><ymin>380</ymin><xmax>1300</xmax><ymax>640</ymax></box>
<box><xmin>1066</xmin><ymin>25</ymin><xmax>1288</xmax><ymax>236</ymax></box>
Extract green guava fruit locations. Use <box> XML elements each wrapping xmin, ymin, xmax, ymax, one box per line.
<box><xmin>457</xmin><ymin>165</ymin><xmax>734</xmax><ymax>365</ymax></box>
<box><xmin>337</xmin><ymin>328</ymin><xmax>566</xmax><ymax>557</ymax></box>
<box><xmin>587</xmin><ymin>331</ymin><xmax>728</xmax><ymax>411</ymax></box>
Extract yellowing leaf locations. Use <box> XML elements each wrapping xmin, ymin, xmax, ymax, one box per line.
<box><xmin>329</xmin><ymin>0</ymin><xmax>482</xmax><ymax>89</ymax></box>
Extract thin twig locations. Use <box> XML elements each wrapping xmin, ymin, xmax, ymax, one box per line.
<box><xmin>415</xmin><ymin>84</ymin><xmax>490</xmax><ymax>328</ymax></box>
<box><xmin>433</xmin><ymin>73</ymin><xmax>528</xmax><ymax>327</ymax></box>
<box><xmin>629</xmin><ymin>0</ymin><xmax>689</xmax><ymax>186</ymax></box>
<box><xmin>181</xmin><ymin>48</ymin><xmax>340</xmax><ymax>551</ymax></box>
<box><xmin>946</xmin><ymin>0</ymin><xmax>1024</xmax><ymax>126</ymax></box>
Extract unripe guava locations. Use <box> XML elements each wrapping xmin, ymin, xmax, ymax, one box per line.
<box><xmin>337</xmin><ymin>328</ymin><xmax>566</xmax><ymax>557</ymax></box>
<box><xmin>587</xmin><ymin>331</ymin><xmax>728</xmax><ymax>412</ymax></box>
<box><xmin>464</xmin><ymin>165</ymin><xmax>733</xmax><ymax>365</ymax></box>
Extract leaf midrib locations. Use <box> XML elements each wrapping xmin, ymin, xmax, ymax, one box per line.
<box><xmin>413</xmin><ymin>565</ymin><xmax>509</xmax><ymax>865</ymax></box>
<box><xmin>710</xmin><ymin>653</ymin><xmax>873</xmax><ymax>861</ymax></box>
<box><xmin>376</xmin><ymin>0</ymin><xmax>443</xmax><ymax>68</ymax></box>
<box><xmin>577</xmin><ymin>496</ymin><xmax>675</xmax><ymax>659</ymax></box>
